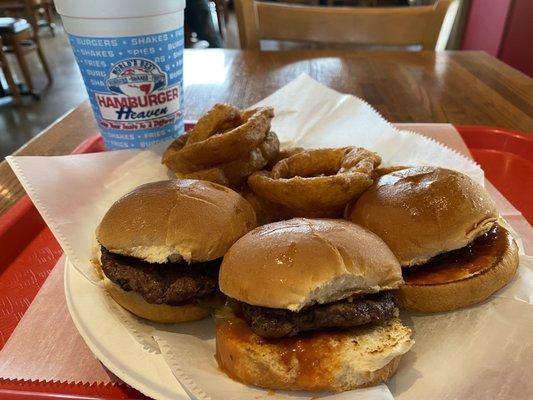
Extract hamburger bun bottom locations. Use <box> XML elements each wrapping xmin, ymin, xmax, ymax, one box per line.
<box><xmin>103</xmin><ymin>277</ymin><xmax>211</xmax><ymax>323</ymax></box>
<box><xmin>395</xmin><ymin>224</ymin><xmax>519</xmax><ymax>313</ymax></box>
<box><xmin>215</xmin><ymin>316</ymin><xmax>413</xmax><ymax>392</ymax></box>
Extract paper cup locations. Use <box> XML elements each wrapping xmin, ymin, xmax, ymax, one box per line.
<box><xmin>55</xmin><ymin>0</ymin><xmax>186</xmax><ymax>149</ymax></box>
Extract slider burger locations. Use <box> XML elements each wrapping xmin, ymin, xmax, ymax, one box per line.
<box><xmin>348</xmin><ymin>166</ymin><xmax>519</xmax><ymax>313</ymax></box>
<box><xmin>216</xmin><ymin>218</ymin><xmax>414</xmax><ymax>392</ymax></box>
<box><xmin>95</xmin><ymin>179</ymin><xmax>256</xmax><ymax>323</ymax></box>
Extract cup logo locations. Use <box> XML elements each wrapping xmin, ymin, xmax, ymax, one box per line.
<box><xmin>107</xmin><ymin>58</ymin><xmax>167</xmax><ymax>97</ymax></box>
<box><xmin>94</xmin><ymin>57</ymin><xmax>181</xmax><ymax>129</ymax></box>
<box><xmin>68</xmin><ymin>26</ymin><xmax>184</xmax><ymax>149</ymax></box>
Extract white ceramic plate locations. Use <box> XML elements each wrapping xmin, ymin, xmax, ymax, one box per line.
<box><xmin>64</xmin><ymin>258</ymin><xmax>190</xmax><ymax>400</ymax></box>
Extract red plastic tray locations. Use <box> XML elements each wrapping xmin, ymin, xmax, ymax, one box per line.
<box><xmin>0</xmin><ymin>135</ymin><xmax>148</xmax><ymax>399</ymax></box>
<box><xmin>456</xmin><ymin>126</ymin><xmax>533</xmax><ymax>224</ymax></box>
<box><xmin>0</xmin><ymin>125</ymin><xmax>531</xmax><ymax>399</ymax></box>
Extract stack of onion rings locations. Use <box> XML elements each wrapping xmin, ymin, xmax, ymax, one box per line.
<box><xmin>248</xmin><ymin>147</ymin><xmax>381</xmax><ymax>218</ymax></box>
<box><xmin>162</xmin><ymin>104</ymin><xmax>279</xmax><ymax>188</ymax></box>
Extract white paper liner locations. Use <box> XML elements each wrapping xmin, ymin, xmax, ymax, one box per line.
<box><xmin>101</xmin><ymin>290</ymin><xmax>160</xmax><ymax>353</ymax></box>
<box><xmin>389</xmin><ymin>257</ymin><xmax>533</xmax><ymax>399</ymax></box>
<box><xmin>8</xmin><ymin>149</ymin><xmax>170</xmax><ymax>283</ymax></box>
<box><xmin>6</xmin><ymin>75</ymin><xmax>532</xmax><ymax>400</ymax></box>
<box><xmin>0</xmin><ymin>257</ymin><xmax>121</xmax><ymax>385</ymax></box>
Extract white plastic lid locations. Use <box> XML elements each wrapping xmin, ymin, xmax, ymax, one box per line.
<box><xmin>55</xmin><ymin>0</ymin><xmax>185</xmax><ymax>19</ymax></box>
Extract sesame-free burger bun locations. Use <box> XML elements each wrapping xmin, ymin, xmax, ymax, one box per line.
<box><xmin>96</xmin><ymin>179</ymin><xmax>257</xmax><ymax>263</ymax></box>
<box><xmin>103</xmin><ymin>274</ymin><xmax>211</xmax><ymax>323</ymax></box>
<box><xmin>219</xmin><ymin>218</ymin><xmax>404</xmax><ymax>312</ymax></box>
<box><xmin>395</xmin><ymin>224</ymin><xmax>518</xmax><ymax>312</ymax></box>
<box><xmin>216</xmin><ymin>316</ymin><xmax>413</xmax><ymax>392</ymax></box>
<box><xmin>92</xmin><ymin>261</ymin><xmax>212</xmax><ymax>323</ymax></box>
<box><xmin>217</xmin><ymin>218</ymin><xmax>414</xmax><ymax>391</ymax></box>
<box><xmin>348</xmin><ymin>167</ymin><xmax>498</xmax><ymax>267</ymax></box>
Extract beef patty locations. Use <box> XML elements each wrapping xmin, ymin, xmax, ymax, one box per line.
<box><xmin>241</xmin><ymin>292</ymin><xmax>396</xmax><ymax>339</ymax></box>
<box><xmin>100</xmin><ymin>247</ymin><xmax>220</xmax><ymax>305</ymax></box>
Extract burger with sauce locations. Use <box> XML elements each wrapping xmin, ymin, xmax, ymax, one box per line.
<box><xmin>347</xmin><ymin>166</ymin><xmax>519</xmax><ymax>313</ymax></box>
<box><xmin>216</xmin><ymin>218</ymin><xmax>414</xmax><ymax>392</ymax></box>
<box><xmin>95</xmin><ymin>179</ymin><xmax>256</xmax><ymax>323</ymax></box>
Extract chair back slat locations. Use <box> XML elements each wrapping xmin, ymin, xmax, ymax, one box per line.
<box><xmin>236</xmin><ymin>0</ymin><xmax>457</xmax><ymax>50</ymax></box>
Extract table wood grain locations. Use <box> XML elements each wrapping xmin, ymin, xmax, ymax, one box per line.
<box><xmin>1</xmin><ymin>50</ymin><xmax>532</xmax><ymax>216</ymax></box>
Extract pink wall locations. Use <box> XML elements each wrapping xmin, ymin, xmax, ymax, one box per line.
<box><xmin>462</xmin><ymin>0</ymin><xmax>512</xmax><ymax>56</ymax></box>
<box><xmin>462</xmin><ymin>0</ymin><xmax>532</xmax><ymax>76</ymax></box>
<box><xmin>499</xmin><ymin>0</ymin><xmax>533</xmax><ymax>76</ymax></box>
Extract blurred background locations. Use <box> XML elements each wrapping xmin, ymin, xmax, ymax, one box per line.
<box><xmin>0</xmin><ymin>0</ymin><xmax>530</xmax><ymax>159</ymax></box>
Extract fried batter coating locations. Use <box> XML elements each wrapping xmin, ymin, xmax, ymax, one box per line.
<box><xmin>163</xmin><ymin>104</ymin><xmax>279</xmax><ymax>189</ymax></box>
<box><xmin>248</xmin><ymin>147</ymin><xmax>381</xmax><ymax>217</ymax></box>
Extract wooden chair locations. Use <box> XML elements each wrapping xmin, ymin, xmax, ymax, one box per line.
<box><xmin>0</xmin><ymin>36</ymin><xmax>21</xmax><ymax>104</ymax></box>
<box><xmin>40</xmin><ymin>0</ymin><xmax>55</xmax><ymax>36</ymax></box>
<box><xmin>213</xmin><ymin>0</ymin><xmax>229</xmax><ymax>38</ymax></box>
<box><xmin>0</xmin><ymin>17</ymin><xmax>52</xmax><ymax>93</ymax></box>
<box><xmin>0</xmin><ymin>0</ymin><xmax>56</xmax><ymax>35</ymax></box>
<box><xmin>235</xmin><ymin>0</ymin><xmax>459</xmax><ymax>50</ymax></box>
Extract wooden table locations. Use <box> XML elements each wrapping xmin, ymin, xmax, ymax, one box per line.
<box><xmin>1</xmin><ymin>49</ymin><xmax>532</xmax><ymax>216</ymax></box>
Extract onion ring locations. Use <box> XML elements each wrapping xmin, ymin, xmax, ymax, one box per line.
<box><xmin>186</xmin><ymin>103</ymin><xmax>241</xmax><ymax>145</ymax></box>
<box><xmin>266</xmin><ymin>146</ymin><xmax>305</xmax><ymax>169</ymax></box>
<box><xmin>162</xmin><ymin>103</ymin><xmax>278</xmax><ymax>189</ymax></box>
<box><xmin>162</xmin><ymin>132</ymin><xmax>196</xmax><ymax>173</ymax></box>
<box><xmin>163</xmin><ymin>106</ymin><xmax>274</xmax><ymax>172</ymax></box>
<box><xmin>240</xmin><ymin>185</ymin><xmax>293</xmax><ymax>225</ymax></box>
<box><xmin>177</xmin><ymin>167</ymin><xmax>230</xmax><ymax>187</ymax></box>
<box><xmin>174</xmin><ymin>131</ymin><xmax>280</xmax><ymax>189</ymax></box>
<box><xmin>219</xmin><ymin>131</ymin><xmax>280</xmax><ymax>187</ymax></box>
<box><xmin>248</xmin><ymin>147</ymin><xmax>381</xmax><ymax>216</ymax></box>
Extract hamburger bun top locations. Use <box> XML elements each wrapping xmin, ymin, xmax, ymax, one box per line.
<box><xmin>219</xmin><ymin>218</ymin><xmax>403</xmax><ymax>312</ymax></box>
<box><xmin>348</xmin><ymin>166</ymin><xmax>498</xmax><ymax>267</ymax></box>
<box><xmin>96</xmin><ymin>179</ymin><xmax>256</xmax><ymax>263</ymax></box>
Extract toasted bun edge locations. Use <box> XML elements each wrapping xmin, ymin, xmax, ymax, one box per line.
<box><xmin>215</xmin><ymin>316</ymin><xmax>413</xmax><ymax>392</ymax></box>
<box><xmin>394</xmin><ymin>233</ymin><xmax>519</xmax><ymax>312</ymax></box>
